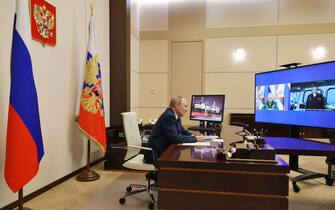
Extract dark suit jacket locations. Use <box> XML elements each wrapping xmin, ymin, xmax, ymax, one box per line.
<box><xmin>144</xmin><ymin>108</ymin><xmax>196</xmax><ymax>164</ymax></box>
<box><xmin>306</xmin><ymin>93</ymin><xmax>324</xmax><ymax>109</ymax></box>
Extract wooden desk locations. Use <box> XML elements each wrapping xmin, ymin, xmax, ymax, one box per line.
<box><xmin>158</xmin><ymin>144</ymin><xmax>290</xmax><ymax>210</ymax></box>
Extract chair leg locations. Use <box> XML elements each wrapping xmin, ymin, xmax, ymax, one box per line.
<box><xmin>129</xmin><ymin>184</ymin><xmax>147</xmax><ymax>189</ymax></box>
<box><xmin>119</xmin><ymin>176</ymin><xmax>158</xmax><ymax>209</ymax></box>
<box><xmin>124</xmin><ymin>188</ymin><xmax>147</xmax><ymax>197</ymax></box>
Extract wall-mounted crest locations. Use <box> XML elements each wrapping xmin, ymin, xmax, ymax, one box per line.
<box><xmin>31</xmin><ymin>0</ymin><xmax>56</xmax><ymax>46</ymax></box>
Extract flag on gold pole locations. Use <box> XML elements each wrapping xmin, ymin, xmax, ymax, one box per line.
<box><xmin>77</xmin><ymin>9</ymin><xmax>106</xmax><ymax>152</ymax></box>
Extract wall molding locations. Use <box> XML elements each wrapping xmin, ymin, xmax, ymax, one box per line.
<box><xmin>138</xmin><ymin>71</ymin><xmax>168</xmax><ymax>74</ymax></box>
<box><xmin>136</xmin><ymin>106</ymin><xmax>167</xmax><ymax>109</ymax></box>
<box><xmin>205</xmin><ymin>71</ymin><xmax>265</xmax><ymax>74</ymax></box>
<box><xmin>140</xmin><ymin>22</ymin><xmax>335</xmax><ymax>40</ymax></box>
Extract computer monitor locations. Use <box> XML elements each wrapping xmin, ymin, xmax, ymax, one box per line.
<box><xmin>255</xmin><ymin>60</ymin><xmax>335</xmax><ymax>129</ymax></box>
<box><xmin>190</xmin><ymin>95</ymin><xmax>225</xmax><ymax>123</ymax></box>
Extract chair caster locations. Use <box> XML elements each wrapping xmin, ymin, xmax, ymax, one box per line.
<box><xmin>126</xmin><ymin>186</ymin><xmax>132</xmax><ymax>192</ymax></box>
<box><xmin>292</xmin><ymin>182</ymin><xmax>300</xmax><ymax>193</ymax></box>
<box><xmin>119</xmin><ymin>197</ymin><xmax>126</xmax><ymax>204</ymax></box>
<box><xmin>325</xmin><ymin>177</ymin><xmax>334</xmax><ymax>186</ymax></box>
<box><xmin>148</xmin><ymin>201</ymin><xmax>154</xmax><ymax>209</ymax></box>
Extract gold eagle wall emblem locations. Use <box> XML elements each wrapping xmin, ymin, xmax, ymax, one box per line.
<box><xmin>33</xmin><ymin>4</ymin><xmax>55</xmax><ymax>39</ymax></box>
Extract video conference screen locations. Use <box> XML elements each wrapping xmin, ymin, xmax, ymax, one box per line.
<box><xmin>190</xmin><ymin>95</ymin><xmax>225</xmax><ymax>123</ymax></box>
<box><xmin>255</xmin><ymin>61</ymin><xmax>335</xmax><ymax>128</ymax></box>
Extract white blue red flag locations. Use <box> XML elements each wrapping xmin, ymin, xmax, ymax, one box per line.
<box><xmin>5</xmin><ymin>0</ymin><xmax>44</xmax><ymax>193</ymax></box>
<box><xmin>77</xmin><ymin>13</ymin><xmax>106</xmax><ymax>152</ymax></box>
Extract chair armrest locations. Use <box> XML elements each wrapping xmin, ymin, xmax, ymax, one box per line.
<box><xmin>110</xmin><ymin>145</ymin><xmax>127</xmax><ymax>150</ymax></box>
<box><xmin>128</xmin><ymin>145</ymin><xmax>153</xmax><ymax>151</ymax></box>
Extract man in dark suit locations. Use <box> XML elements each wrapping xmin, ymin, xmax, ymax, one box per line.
<box><xmin>144</xmin><ymin>96</ymin><xmax>204</xmax><ymax>164</ymax></box>
<box><xmin>306</xmin><ymin>86</ymin><xmax>324</xmax><ymax>109</ymax></box>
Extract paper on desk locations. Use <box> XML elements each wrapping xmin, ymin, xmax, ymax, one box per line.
<box><xmin>181</xmin><ymin>142</ymin><xmax>211</xmax><ymax>146</ymax></box>
<box><xmin>212</xmin><ymin>138</ymin><xmax>224</xmax><ymax>143</ymax></box>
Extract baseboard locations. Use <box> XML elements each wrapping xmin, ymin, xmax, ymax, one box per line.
<box><xmin>1</xmin><ymin>157</ymin><xmax>105</xmax><ymax>210</ymax></box>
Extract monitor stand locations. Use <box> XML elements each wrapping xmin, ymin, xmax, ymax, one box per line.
<box><xmin>199</xmin><ymin>121</ymin><xmax>206</xmax><ymax>128</ymax></box>
<box><xmin>188</xmin><ymin>121</ymin><xmax>221</xmax><ymax>136</ymax></box>
<box><xmin>289</xmin><ymin>126</ymin><xmax>300</xmax><ymax>170</ymax></box>
<box><xmin>198</xmin><ymin>121</ymin><xmax>207</xmax><ymax>135</ymax></box>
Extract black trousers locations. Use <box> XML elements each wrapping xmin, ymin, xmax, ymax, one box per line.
<box><xmin>143</xmin><ymin>149</ymin><xmax>159</xmax><ymax>168</ymax></box>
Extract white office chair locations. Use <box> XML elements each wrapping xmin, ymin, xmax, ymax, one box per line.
<box><xmin>118</xmin><ymin>112</ymin><xmax>157</xmax><ymax>209</ymax></box>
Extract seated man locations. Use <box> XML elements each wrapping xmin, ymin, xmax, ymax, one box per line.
<box><xmin>262</xmin><ymin>92</ymin><xmax>278</xmax><ymax>110</ymax></box>
<box><xmin>144</xmin><ymin>96</ymin><xmax>204</xmax><ymax>164</ymax></box>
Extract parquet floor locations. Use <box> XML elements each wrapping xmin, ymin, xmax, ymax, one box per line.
<box><xmin>20</xmin><ymin>155</ymin><xmax>335</xmax><ymax>210</ymax></box>
<box><xmin>22</xmin><ymin>164</ymin><xmax>123</xmax><ymax>210</ymax></box>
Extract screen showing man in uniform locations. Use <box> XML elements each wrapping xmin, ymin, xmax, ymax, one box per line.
<box><xmin>290</xmin><ymin>80</ymin><xmax>335</xmax><ymax>111</ymax></box>
<box><xmin>255</xmin><ymin>84</ymin><xmax>287</xmax><ymax>111</ymax></box>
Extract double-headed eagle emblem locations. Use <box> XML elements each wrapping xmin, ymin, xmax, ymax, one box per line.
<box><xmin>33</xmin><ymin>4</ymin><xmax>55</xmax><ymax>39</ymax></box>
<box><xmin>80</xmin><ymin>55</ymin><xmax>104</xmax><ymax>116</ymax></box>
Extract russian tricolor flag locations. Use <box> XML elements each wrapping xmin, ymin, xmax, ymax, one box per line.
<box><xmin>5</xmin><ymin>0</ymin><xmax>44</xmax><ymax>193</ymax></box>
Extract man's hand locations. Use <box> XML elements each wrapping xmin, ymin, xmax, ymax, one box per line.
<box><xmin>195</xmin><ymin>133</ymin><xmax>204</xmax><ymax>142</ymax></box>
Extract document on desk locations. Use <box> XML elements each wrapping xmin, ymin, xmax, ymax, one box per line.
<box><xmin>181</xmin><ymin>142</ymin><xmax>211</xmax><ymax>146</ymax></box>
<box><xmin>212</xmin><ymin>138</ymin><xmax>224</xmax><ymax>143</ymax></box>
<box><xmin>181</xmin><ymin>139</ymin><xmax>224</xmax><ymax>146</ymax></box>
<box><xmin>203</xmin><ymin>135</ymin><xmax>219</xmax><ymax>141</ymax></box>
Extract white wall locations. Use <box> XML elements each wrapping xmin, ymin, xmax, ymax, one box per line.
<box><xmin>0</xmin><ymin>0</ymin><xmax>109</xmax><ymax>208</ymax></box>
<box><xmin>206</xmin><ymin>0</ymin><xmax>278</xmax><ymax>27</ymax></box>
<box><xmin>138</xmin><ymin>40</ymin><xmax>169</xmax><ymax>120</ymax></box>
<box><xmin>137</xmin><ymin>0</ymin><xmax>335</xmax><ymax>124</ymax></box>
<box><xmin>140</xmin><ymin>0</ymin><xmax>168</xmax><ymax>31</ymax></box>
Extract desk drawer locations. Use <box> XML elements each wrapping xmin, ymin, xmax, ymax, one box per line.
<box><xmin>158</xmin><ymin>189</ymin><xmax>288</xmax><ymax>210</ymax></box>
<box><xmin>159</xmin><ymin>167</ymin><xmax>289</xmax><ymax>196</ymax></box>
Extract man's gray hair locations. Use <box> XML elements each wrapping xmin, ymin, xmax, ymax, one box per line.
<box><xmin>169</xmin><ymin>96</ymin><xmax>184</xmax><ymax>108</ymax></box>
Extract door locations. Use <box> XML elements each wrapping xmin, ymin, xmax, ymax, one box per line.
<box><xmin>171</xmin><ymin>41</ymin><xmax>203</xmax><ymax>125</ymax></box>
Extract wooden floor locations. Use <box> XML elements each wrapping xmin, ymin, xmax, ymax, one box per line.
<box><xmin>21</xmin><ymin>155</ymin><xmax>335</xmax><ymax>210</ymax></box>
<box><xmin>23</xmin><ymin>164</ymin><xmax>124</xmax><ymax>210</ymax></box>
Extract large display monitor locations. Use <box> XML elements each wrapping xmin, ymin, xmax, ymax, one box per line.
<box><xmin>190</xmin><ymin>95</ymin><xmax>225</xmax><ymax>123</ymax></box>
<box><xmin>255</xmin><ymin>61</ymin><xmax>335</xmax><ymax>129</ymax></box>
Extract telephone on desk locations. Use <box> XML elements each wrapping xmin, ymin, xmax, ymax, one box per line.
<box><xmin>137</xmin><ymin>118</ymin><xmax>144</xmax><ymax>125</ymax></box>
<box><xmin>137</xmin><ymin>118</ymin><xmax>157</xmax><ymax>126</ymax></box>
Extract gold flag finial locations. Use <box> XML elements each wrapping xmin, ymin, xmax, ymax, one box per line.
<box><xmin>89</xmin><ymin>3</ymin><xmax>94</xmax><ymax>16</ymax></box>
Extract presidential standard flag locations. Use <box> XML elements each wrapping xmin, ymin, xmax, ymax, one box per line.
<box><xmin>77</xmin><ymin>13</ymin><xmax>106</xmax><ymax>152</ymax></box>
<box><xmin>5</xmin><ymin>0</ymin><xmax>44</xmax><ymax>193</ymax></box>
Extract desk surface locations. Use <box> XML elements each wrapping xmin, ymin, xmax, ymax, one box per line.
<box><xmin>265</xmin><ymin>137</ymin><xmax>335</xmax><ymax>156</ymax></box>
<box><xmin>159</xmin><ymin>144</ymin><xmax>289</xmax><ymax>173</ymax></box>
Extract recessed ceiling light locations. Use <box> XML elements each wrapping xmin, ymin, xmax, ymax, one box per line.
<box><xmin>233</xmin><ymin>48</ymin><xmax>246</xmax><ymax>62</ymax></box>
<box><xmin>313</xmin><ymin>46</ymin><xmax>326</xmax><ymax>59</ymax></box>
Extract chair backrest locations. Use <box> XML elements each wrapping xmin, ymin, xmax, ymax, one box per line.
<box><xmin>122</xmin><ymin>112</ymin><xmax>142</xmax><ymax>160</ymax></box>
